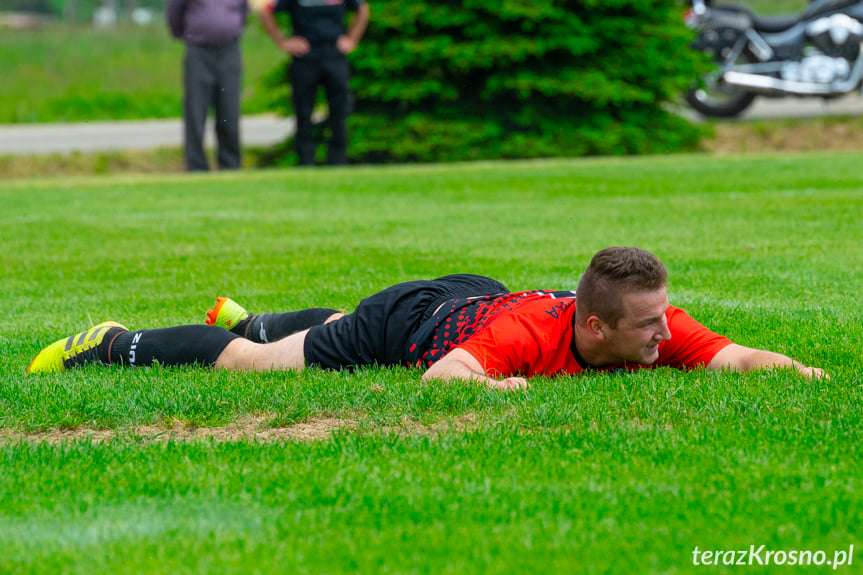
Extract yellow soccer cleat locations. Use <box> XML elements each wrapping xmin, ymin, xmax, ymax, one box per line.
<box><xmin>205</xmin><ymin>297</ymin><xmax>250</xmax><ymax>330</ymax></box>
<box><xmin>28</xmin><ymin>321</ymin><xmax>128</xmax><ymax>374</ymax></box>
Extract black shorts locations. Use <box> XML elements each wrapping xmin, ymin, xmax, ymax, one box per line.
<box><xmin>303</xmin><ymin>274</ymin><xmax>509</xmax><ymax>370</ymax></box>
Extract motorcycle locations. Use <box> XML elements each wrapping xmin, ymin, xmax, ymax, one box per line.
<box><xmin>684</xmin><ymin>0</ymin><xmax>863</xmax><ymax>117</ymax></box>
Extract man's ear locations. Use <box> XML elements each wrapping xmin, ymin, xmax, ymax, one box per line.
<box><xmin>585</xmin><ymin>316</ymin><xmax>606</xmax><ymax>340</ymax></box>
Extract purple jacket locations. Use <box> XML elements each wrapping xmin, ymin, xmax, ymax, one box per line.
<box><xmin>167</xmin><ymin>0</ymin><xmax>248</xmax><ymax>47</ymax></box>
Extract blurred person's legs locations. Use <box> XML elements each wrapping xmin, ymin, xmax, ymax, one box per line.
<box><xmin>322</xmin><ymin>47</ymin><xmax>351</xmax><ymax>166</ymax></box>
<box><xmin>289</xmin><ymin>55</ymin><xmax>323</xmax><ymax>166</ymax></box>
<box><xmin>214</xmin><ymin>42</ymin><xmax>242</xmax><ymax>170</ymax></box>
<box><xmin>183</xmin><ymin>44</ymin><xmax>216</xmax><ymax>172</ymax></box>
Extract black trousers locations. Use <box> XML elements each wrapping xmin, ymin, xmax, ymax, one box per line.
<box><xmin>183</xmin><ymin>42</ymin><xmax>242</xmax><ymax>172</ymax></box>
<box><xmin>303</xmin><ymin>274</ymin><xmax>509</xmax><ymax>370</ymax></box>
<box><xmin>289</xmin><ymin>45</ymin><xmax>351</xmax><ymax>166</ymax></box>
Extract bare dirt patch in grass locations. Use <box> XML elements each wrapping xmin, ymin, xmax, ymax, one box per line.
<box><xmin>0</xmin><ymin>414</ymin><xmax>481</xmax><ymax>444</ymax></box>
<box><xmin>0</xmin><ymin>416</ymin><xmax>354</xmax><ymax>444</ymax></box>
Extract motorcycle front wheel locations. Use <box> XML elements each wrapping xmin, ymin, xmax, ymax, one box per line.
<box><xmin>686</xmin><ymin>50</ymin><xmax>758</xmax><ymax>118</ymax></box>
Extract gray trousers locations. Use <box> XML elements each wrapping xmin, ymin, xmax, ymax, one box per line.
<box><xmin>183</xmin><ymin>42</ymin><xmax>242</xmax><ymax>171</ymax></box>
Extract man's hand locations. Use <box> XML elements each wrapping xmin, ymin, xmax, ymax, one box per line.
<box><xmin>339</xmin><ymin>2</ymin><xmax>369</xmax><ymax>54</ymax></box>
<box><xmin>488</xmin><ymin>377</ymin><xmax>529</xmax><ymax>390</ymax></box>
<box><xmin>336</xmin><ymin>35</ymin><xmax>357</xmax><ymax>54</ymax></box>
<box><xmin>280</xmin><ymin>36</ymin><xmax>310</xmax><ymax>57</ymax></box>
<box><xmin>797</xmin><ymin>366</ymin><xmax>829</xmax><ymax>379</ymax></box>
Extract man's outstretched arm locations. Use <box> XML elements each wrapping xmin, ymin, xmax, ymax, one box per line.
<box><xmin>708</xmin><ymin>343</ymin><xmax>827</xmax><ymax>379</ymax></box>
<box><xmin>421</xmin><ymin>348</ymin><xmax>529</xmax><ymax>390</ymax></box>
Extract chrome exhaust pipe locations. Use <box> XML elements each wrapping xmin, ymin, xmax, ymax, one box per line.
<box><xmin>722</xmin><ymin>52</ymin><xmax>863</xmax><ymax>95</ymax></box>
<box><xmin>723</xmin><ymin>71</ymin><xmax>834</xmax><ymax>94</ymax></box>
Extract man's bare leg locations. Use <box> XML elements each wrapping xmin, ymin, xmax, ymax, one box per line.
<box><xmin>215</xmin><ymin>328</ymin><xmax>309</xmax><ymax>371</ymax></box>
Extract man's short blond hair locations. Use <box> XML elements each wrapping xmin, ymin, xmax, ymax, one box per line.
<box><xmin>575</xmin><ymin>247</ymin><xmax>667</xmax><ymax>328</ymax></box>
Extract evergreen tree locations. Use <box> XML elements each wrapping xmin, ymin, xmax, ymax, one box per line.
<box><xmin>265</xmin><ymin>0</ymin><xmax>705</xmax><ymax>164</ymax></box>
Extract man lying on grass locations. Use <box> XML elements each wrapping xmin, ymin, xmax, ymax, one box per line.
<box><xmin>28</xmin><ymin>247</ymin><xmax>826</xmax><ymax>387</ymax></box>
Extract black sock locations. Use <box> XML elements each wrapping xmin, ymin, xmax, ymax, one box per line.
<box><xmin>227</xmin><ymin>315</ymin><xmax>253</xmax><ymax>337</ymax></box>
<box><xmin>241</xmin><ymin>308</ymin><xmax>339</xmax><ymax>343</ymax></box>
<box><xmin>97</xmin><ymin>327</ymin><xmax>128</xmax><ymax>364</ymax></box>
<box><xmin>108</xmin><ymin>325</ymin><xmax>240</xmax><ymax>368</ymax></box>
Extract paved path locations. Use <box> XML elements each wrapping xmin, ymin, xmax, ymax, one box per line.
<box><xmin>1</xmin><ymin>95</ymin><xmax>862</xmax><ymax>156</ymax></box>
<box><xmin>0</xmin><ymin>115</ymin><xmax>296</xmax><ymax>156</ymax></box>
<box><xmin>737</xmin><ymin>93</ymin><xmax>863</xmax><ymax>120</ymax></box>
<box><xmin>677</xmin><ymin>93</ymin><xmax>863</xmax><ymax>122</ymax></box>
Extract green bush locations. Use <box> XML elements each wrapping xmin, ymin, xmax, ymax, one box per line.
<box><xmin>265</xmin><ymin>0</ymin><xmax>707</xmax><ymax>164</ymax></box>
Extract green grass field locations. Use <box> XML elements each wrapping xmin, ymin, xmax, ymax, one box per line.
<box><xmin>0</xmin><ymin>22</ymin><xmax>285</xmax><ymax>124</ymax></box>
<box><xmin>1</xmin><ymin>153</ymin><xmax>862</xmax><ymax>573</ymax></box>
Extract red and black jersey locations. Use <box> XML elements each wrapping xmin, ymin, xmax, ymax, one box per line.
<box><xmin>407</xmin><ymin>289</ymin><xmax>733</xmax><ymax>378</ymax></box>
<box><xmin>456</xmin><ymin>299</ymin><xmax>733</xmax><ymax>378</ymax></box>
<box><xmin>405</xmin><ymin>290</ymin><xmax>578</xmax><ymax>368</ymax></box>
